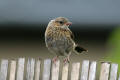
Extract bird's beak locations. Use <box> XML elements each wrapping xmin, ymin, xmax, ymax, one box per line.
<box><xmin>66</xmin><ymin>22</ymin><xmax>72</xmax><ymax>26</ymax></box>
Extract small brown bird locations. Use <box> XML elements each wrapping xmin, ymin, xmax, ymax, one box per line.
<box><xmin>45</xmin><ymin>17</ymin><xmax>87</xmax><ymax>64</ymax></box>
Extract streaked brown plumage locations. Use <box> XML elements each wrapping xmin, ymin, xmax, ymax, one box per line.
<box><xmin>45</xmin><ymin>17</ymin><xmax>87</xmax><ymax>63</ymax></box>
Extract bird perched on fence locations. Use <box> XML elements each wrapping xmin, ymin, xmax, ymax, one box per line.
<box><xmin>45</xmin><ymin>17</ymin><xmax>87</xmax><ymax>64</ymax></box>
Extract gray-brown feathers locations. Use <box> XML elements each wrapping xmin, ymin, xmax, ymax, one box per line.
<box><xmin>45</xmin><ymin>17</ymin><xmax>87</xmax><ymax>57</ymax></box>
<box><xmin>45</xmin><ymin>25</ymin><xmax>74</xmax><ymax>56</ymax></box>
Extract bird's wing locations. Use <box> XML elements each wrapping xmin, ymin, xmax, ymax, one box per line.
<box><xmin>65</xmin><ymin>28</ymin><xmax>75</xmax><ymax>42</ymax></box>
<box><xmin>69</xmin><ymin>29</ymin><xmax>74</xmax><ymax>40</ymax></box>
<box><xmin>63</xmin><ymin>28</ymin><xmax>75</xmax><ymax>47</ymax></box>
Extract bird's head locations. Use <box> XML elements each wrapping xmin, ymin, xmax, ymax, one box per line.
<box><xmin>48</xmin><ymin>17</ymin><xmax>72</xmax><ymax>29</ymax></box>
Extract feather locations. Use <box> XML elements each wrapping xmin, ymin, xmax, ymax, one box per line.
<box><xmin>74</xmin><ymin>45</ymin><xmax>88</xmax><ymax>54</ymax></box>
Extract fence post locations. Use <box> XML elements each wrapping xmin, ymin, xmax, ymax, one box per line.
<box><xmin>16</xmin><ymin>58</ymin><xmax>25</xmax><ymax>80</ymax></box>
<box><xmin>71</xmin><ymin>62</ymin><xmax>80</xmax><ymax>80</ymax></box>
<box><xmin>0</xmin><ymin>59</ymin><xmax>8</xmax><ymax>80</ymax></box>
<box><xmin>88</xmin><ymin>61</ymin><xmax>97</xmax><ymax>80</ymax></box>
<box><xmin>42</xmin><ymin>59</ymin><xmax>51</xmax><ymax>80</ymax></box>
<box><xmin>51</xmin><ymin>60</ymin><xmax>60</xmax><ymax>80</ymax></box>
<box><xmin>110</xmin><ymin>63</ymin><xmax>118</xmax><ymax>80</ymax></box>
<box><xmin>80</xmin><ymin>60</ymin><xmax>90</xmax><ymax>80</ymax></box>
<box><xmin>9</xmin><ymin>60</ymin><xmax>16</xmax><ymax>80</ymax></box>
<box><xmin>35</xmin><ymin>59</ymin><xmax>41</xmax><ymax>80</ymax></box>
<box><xmin>61</xmin><ymin>63</ymin><xmax>69</xmax><ymax>80</ymax></box>
<box><xmin>1</xmin><ymin>58</ymin><xmax>120</xmax><ymax>80</ymax></box>
<box><xmin>118</xmin><ymin>74</ymin><xmax>120</xmax><ymax>80</ymax></box>
<box><xmin>99</xmin><ymin>62</ymin><xmax>110</xmax><ymax>80</ymax></box>
<box><xmin>26</xmin><ymin>58</ymin><xmax>35</xmax><ymax>80</ymax></box>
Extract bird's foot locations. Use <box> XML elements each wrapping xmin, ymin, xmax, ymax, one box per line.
<box><xmin>63</xmin><ymin>57</ymin><xmax>70</xmax><ymax>65</ymax></box>
<box><xmin>52</xmin><ymin>56</ymin><xmax>58</xmax><ymax>64</ymax></box>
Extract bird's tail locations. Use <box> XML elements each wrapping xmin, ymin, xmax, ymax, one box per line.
<box><xmin>74</xmin><ymin>45</ymin><xmax>88</xmax><ymax>54</ymax></box>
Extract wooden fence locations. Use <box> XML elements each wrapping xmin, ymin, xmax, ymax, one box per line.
<box><xmin>0</xmin><ymin>58</ymin><xmax>119</xmax><ymax>80</ymax></box>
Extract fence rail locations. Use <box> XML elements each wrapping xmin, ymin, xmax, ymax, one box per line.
<box><xmin>0</xmin><ymin>58</ymin><xmax>119</xmax><ymax>80</ymax></box>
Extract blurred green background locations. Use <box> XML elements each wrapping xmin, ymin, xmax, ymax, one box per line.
<box><xmin>104</xmin><ymin>26</ymin><xmax>120</xmax><ymax>71</ymax></box>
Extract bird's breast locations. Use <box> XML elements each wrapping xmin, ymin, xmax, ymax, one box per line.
<box><xmin>46</xmin><ymin>27</ymin><xmax>69</xmax><ymax>39</ymax></box>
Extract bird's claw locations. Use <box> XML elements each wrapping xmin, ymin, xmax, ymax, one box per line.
<box><xmin>63</xmin><ymin>57</ymin><xmax>70</xmax><ymax>65</ymax></box>
<box><xmin>52</xmin><ymin>56</ymin><xmax>58</xmax><ymax>64</ymax></box>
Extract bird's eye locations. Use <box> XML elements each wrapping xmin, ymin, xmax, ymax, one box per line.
<box><xmin>59</xmin><ymin>21</ymin><xmax>64</xmax><ymax>24</ymax></box>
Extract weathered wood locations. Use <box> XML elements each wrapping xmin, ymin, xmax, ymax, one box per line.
<box><xmin>110</xmin><ymin>63</ymin><xmax>118</xmax><ymax>80</ymax></box>
<box><xmin>88</xmin><ymin>61</ymin><xmax>97</xmax><ymax>80</ymax></box>
<box><xmin>16</xmin><ymin>58</ymin><xmax>25</xmax><ymax>80</ymax></box>
<box><xmin>9</xmin><ymin>60</ymin><xmax>16</xmax><ymax>80</ymax></box>
<box><xmin>35</xmin><ymin>59</ymin><xmax>41</xmax><ymax>80</ymax></box>
<box><xmin>80</xmin><ymin>60</ymin><xmax>89</xmax><ymax>80</ymax></box>
<box><xmin>0</xmin><ymin>59</ymin><xmax>8</xmax><ymax>80</ymax></box>
<box><xmin>26</xmin><ymin>58</ymin><xmax>35</xmax><ymax>80</ymax></box>
<box><xmin>42</xmin><ymin>59</ymin><xmax>51</xmax><ymax>80</ymax></box>
<box><xmin>61</xmin><ymin>63</ymin><xmax>69</xmax><ymax>80</ymax></box>
<box><xmin>51</xmin><ymin>60</ymin><xmax>60</xmax><ymax>80</ymax></box>
<box><xmin>71</xmin><ymin>62</ymin><xmax>80</xmax><ymax>80</ymax></box>
<box><xmin>99</xmin><ymin>62</ymin><xmax>110</xmax><ymax>80</ymax></box>
<box><xmin>1</xmin><ymin>57</ymin><xmax>120</xmax><ymax>80</ymax></box>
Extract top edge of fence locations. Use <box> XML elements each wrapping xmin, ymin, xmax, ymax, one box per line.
<box><xmin>100</xmin><ymin>61</ymin><xmax>111</xmax><ymax>64</ymax></box>
<box><xmin>0</xmin><ymin>58</ymin><xmax>119</xmax><ymax>65</ymax></box>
